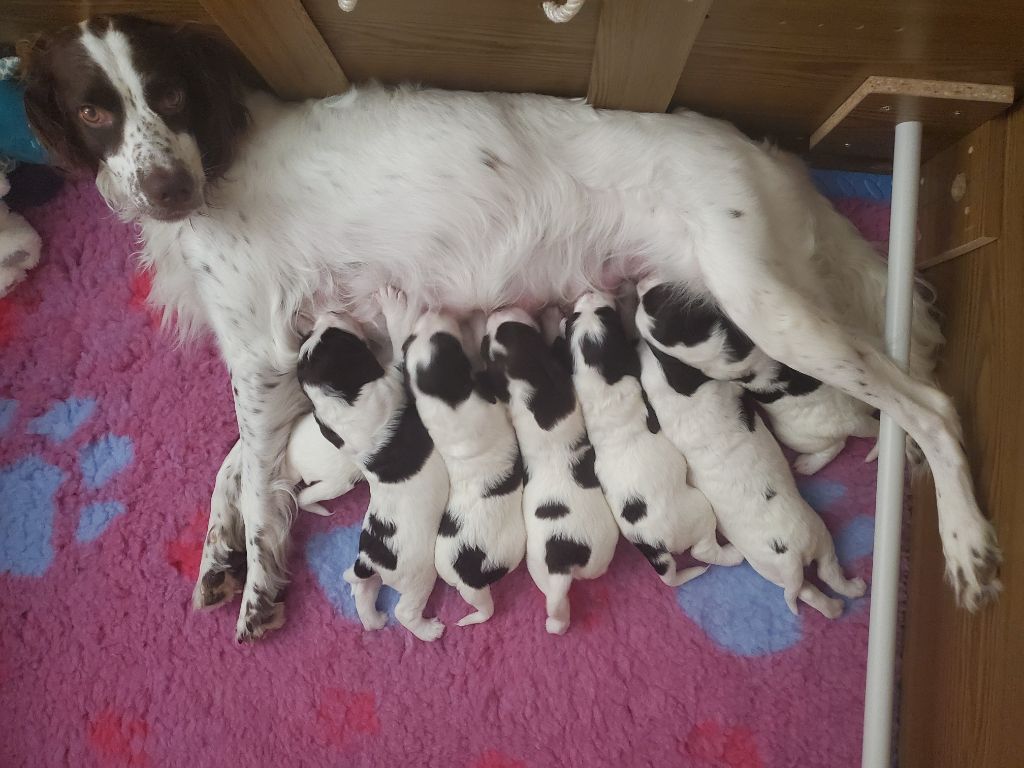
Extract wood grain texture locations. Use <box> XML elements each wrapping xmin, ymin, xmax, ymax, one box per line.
<box><xmin>587</xmin><ymin>0</ymin><xmax>712</xmax><ymax>112</ymax></box>
<box><xmin>899</xmin><ymin>103</ymin><xmax>1024</xmax><ymax>768</ymax></box>
<box><xmin>0</xmin><ymin>1</ymin><xmax>213</xmax><ymax>43</ymax></box>
<box><xmin>303</xmin><ymin>0</ymin><xmax>600</xmax><ymax>98</ymax></box>
<box><xmin>675</xmin><ymin>1</ymin><xmax>1024</xmax><ymax>152</ymax></box>
<box><xmin>809</xmin><ymin>77</ymin><xmax>1013</xmax><ymax>164</ymax></box>
<box><xmin>200</xmin><ymin>0</ymin><xmax>348</xmax><ymax>99</ymax></box>
<box><xmin>917</xmin><ymin>119</ymin><xmax>1005</xmax><ymax>269</ymax></box>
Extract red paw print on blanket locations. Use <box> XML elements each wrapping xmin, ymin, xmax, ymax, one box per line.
<box><xmin>681</xmin><ymin>720</ymin><xmax>764</xmax><ymax>768</ymax></box>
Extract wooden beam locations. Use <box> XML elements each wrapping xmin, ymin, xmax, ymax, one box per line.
<box><xmin>199</xmin><ymin>0</ymin><xmax>348</xmax><ymax>100</ymax></box>
<box><xmin>809</xmin><ymin>76</ymin><xmax>1014</xmax><ymax>166</ymax></box>
<box><xmin>587</xmin><ymin>0</ymin><xmax>712</xmax><ymax>113</ymax></box>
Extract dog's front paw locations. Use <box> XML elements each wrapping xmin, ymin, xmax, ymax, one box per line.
<box><xmin>235</xmin><ymin>591</ymin><xmax>286</xmax><ymax>643</ymax></box>
<box><xmin>192</xmin><ymin>548</ymin><xmax>246</xmax><ymax>610</ymax></box>
<box><xmin>943</xmin><ymin>519</ymin><xmax>1002</xmax><ymax>611</ymax></box>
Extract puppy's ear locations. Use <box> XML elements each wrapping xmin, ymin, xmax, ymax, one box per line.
<box><xmin>20</xmin><ymin>32</ymin><xmax>95</xmax><ymax>173</ymax></box>
<box><xmin>173</xmin><ymin>24</ymin><xmax>263</xmax><ymax>178</ymax></box>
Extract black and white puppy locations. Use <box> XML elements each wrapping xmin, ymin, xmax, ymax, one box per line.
<box><xmin>635</xmin><ymin>278</ymin><xmax>879</xmax><ymax>474</ymax></box>
<box><xmin>484</xmin><ymin>308</ymin><xmax>618</xmax><ymax>635</ymax></box>
<box><xmin>381</xmin><ymin>289</ymin><xmax>526</xmax><ymax>626</ymax></box>
<box><xmin>283</xmin><ymin>411</ymin><xmax>364</xmax><ymax>516</ymax></box>
<box><xmin>297</xmin><ymin>306</ymin><xmax>449</xmax><ymax>642</ymax></box>
<box><xmin>636</xmin><ymin>298</ymin><xmax>866</xmax><ymax>617</ymax></box>
<box><xmin>566</xmin><ymin>292</ymin><xmax>742</xmax><ymax>585</ymax></box>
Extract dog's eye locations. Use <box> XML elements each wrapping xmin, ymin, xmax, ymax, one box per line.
<box><xmin>78</xmin><ymin>104</ymin><xmax>114</xmax><ymax>128</ymax></box>
<box><xmin>155</xmin><ymin>87</ymin><xmax>185</xmax><ymax>114</ymax></box>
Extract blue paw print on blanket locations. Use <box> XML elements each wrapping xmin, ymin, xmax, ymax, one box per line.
<box><xmin>307</xmin><ymin>524</ymin><xmax>400</xmax><ymax>626</ymax></box>
<box><xmin>0</xmin><ymin>457</ymin><xmax>65</xmax><ymax>576</ymax></box>
<box><xmin>676</xmin><ymin>479</ymin><xmax>872</xmax><ymax>657</ymax></box>
<box><xmin>0</xmin><ymin>396</ymin><xmax>133</xmax><ymax>577</ymax></box>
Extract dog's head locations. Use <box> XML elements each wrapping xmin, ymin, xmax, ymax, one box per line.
<box><xmin>22</xmin><ymin>15</ymin><xmax>257</xmax><ymax>221</ymax></box>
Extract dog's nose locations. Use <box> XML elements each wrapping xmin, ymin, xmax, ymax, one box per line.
<box><xmin>140</xmin><ymin>166</ymin><xmax>196</xmax><ymax>211</ymax></box>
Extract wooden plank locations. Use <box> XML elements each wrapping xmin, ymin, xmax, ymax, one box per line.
<box><xmin>0</xmin><ymin>1</ymin><xmax>214</xmax><ymax>43</ymax></box>
<box><xmin>809</xmin><ymin>76</ymin><xmax>1014</xmax><ymax>165</ymax></box>
<box><xmin>917</xmin><ymin>119</ymin><xmax>1005</xmax><ymax>269</ymax></box>
<box><xmin>304</xmin><ymin>0</ymin><xmax>600</xmax><ymax>98</ymax></box>
<box><xmin>674</xmin><ymin>0</ymin><xmax>1024</xmax><ymax>156</ymax></box>
<box><xmin>199</xmin><ymin>0</ymin><xmax>348</xmax><ymax>100</ymax></box>
<box><xmin>587</xmin><ymin>0</ymin><xmax>712</xmax><ymax>112</ymax></box>
<box><xmin>899</xmin><ymin>104</ymin><xmax>1024</xmax><ymax>768</ymax></box>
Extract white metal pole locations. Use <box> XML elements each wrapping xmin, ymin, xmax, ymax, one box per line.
<box><xmin>862</xmin><ymin>119</ymin><xmax>922</xmax><ymax>768</ymax></box>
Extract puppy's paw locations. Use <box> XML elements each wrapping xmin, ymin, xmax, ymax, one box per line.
<box><xmin>235</xmin><ymin>592</ymin><xmax>286</xmax><ymax>643</ymax></box>
<box><xmin>845</xmin><ymin>577</ymin><xmax>868</xmax><ymax>599</ymax></box>
<box><xmin>821</xmin><ymin>597</ymin><xmax>844</xmax><ymax>620</ymax></box>
<box><xmin>943</xmin><ymin>519</ymin><xmax>1002</xmax><ymax>611</ymax></box>
<box><xmin>410</xmin><ymin>617</ymin><xmax>445</xmax><ymax>642</ymax></box>
<box><xmin>362</xmin><ymin>610</ymin><xmax>388</xmax><ymax>631</ymax></box>
<box><xmin>545</xmin><ymin>616</ymin><xmax>569</xmax><ymax>635</ymax></box>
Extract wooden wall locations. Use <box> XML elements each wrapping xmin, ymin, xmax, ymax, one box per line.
<box><xmin>899</xmin><ymin>103</ymin><xmax>1024</xmax><ymax>768</ymax></box>
<box><xmin>3</xmin><ymin>0</ymin><xmax>1023</xmax><ymax>164</ymax></box>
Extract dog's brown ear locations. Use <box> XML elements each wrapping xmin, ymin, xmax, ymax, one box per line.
<box><xmin>173</xmin><ymin>24</ymin><xmax>263</xmax><ymax>178</ymax></box>
<box><xmin>19</xmin><ymin>31</ymin><xmax>95</xmax><ymax>173</ymax></box>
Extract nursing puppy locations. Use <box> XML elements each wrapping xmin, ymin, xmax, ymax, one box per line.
<box><xmin>637</xmin><ymin>344</ymin><xmax>866</xmax><ymax>618</ymax></box>
<box><xmin>283</xmin><ymin>411</ymin><xmax>364</xmax><ymax>516</ymax></box>
<box><xmin>297</xmin><ymin>306</ymin><xmax>449</xmax><ymax>641</ymax></box>
<box><xmin>381</xmin><ymin>289</ymin><xmax>526</xmax><ymax>626</ymax></box>
<box><xmin>635</xmin><ymin>279</ymin><xmax>879</xmax><ymax>474</ymax></box>
<box><xmin>566</xmin><ymin>292</ymin><xmax>742</xmax><ymax>584</ymax></box>
<box><xmin>484</xmin><ymin>308</ymin><xmax>618</xmax><ymax>634</ymax></box>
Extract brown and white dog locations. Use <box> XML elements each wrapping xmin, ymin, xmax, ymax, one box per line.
<box><xmin>23</xmin><ymin>15</ymin><xmax>1001</xmax><ymax>641</ymax></box>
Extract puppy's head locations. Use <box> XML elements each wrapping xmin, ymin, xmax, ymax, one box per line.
<box><xmin>567</xmin><ymin>291</ymin><xmax>639</xmax><ymax>385</ymax></box>
<box><xmin>22</xmin><ymin>15</ymin><xmax>257</xmax><ymax>221</ymax></box>
<box><xmin>297</xmin><ymin>313</ymin><xmax>384</xmax><ymax>404</ymax></box>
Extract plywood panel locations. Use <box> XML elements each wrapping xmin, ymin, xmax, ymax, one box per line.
<box><xmin>809</xmin><ymin>77</ymin><xmax>1013</xmax><ymax>164</ymax></box>
<box><xmin>917</xmin><ymin>119</ymin><xmax>1005</xmax><ymax>269</ymax></box>
<box><xmin>0</xmin><ymin>1</ymin><xmax>213</xmax><ymax>43</ymax></box>
<box><xmin>899</xmin><ymin>104</ymin><xmax>1024</xmax><ymax>768</ymax></box>
<box><xmin>587</xmin><ymin>0</ymin><xmax>711</xmax><ymax>113</ymax></box>
<box><xmin>676</xmin><ymin>1</ymin><xmax>1024</xmax><ymax>149</ymax></box>
<box><xmin>303</xmin><ymin>0</ymin><xmax>600</xmax><ymax>98</ymax></box>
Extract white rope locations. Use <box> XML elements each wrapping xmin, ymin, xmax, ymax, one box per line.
<box><xmin>543</xmin><ymin>0</ymin><xmax>587</xmax><ymax>23</ymax></box>
<box><xmin>338</xmin><ymin>0</ymin><xmax>359</xmax><ymax>12</ymax></box>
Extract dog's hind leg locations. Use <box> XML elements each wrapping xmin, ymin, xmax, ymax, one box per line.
<box><xmin>691</xmin><ymin>535</ymin><xmax>745</xmax><ymax>567</ymax></box>
<box><xmin>456</xmin><ymin>584</ymin><xmax>495</xmax><ymax>627</ymax></box>
<box><xmin>817</xmin><ymin>550</ymin><xmax>868</xmax><ymax>599</ymax></box>
<box><xmin>793</xmin><ymin>440</ymin><xmax>846</xmax><ymax>476</ymax></box>
<box><xmin>693</xmin><ymin>222</ymin><xmax>1000</xmax><ymax>610</ymax></box>
<box><xmin>540</xmin><ymin>572</ymin><xmax>574</xmax><ymax>635</ymax></box>
<box><xmin>344</xmin><ymin>564</ymin><xmax>388</xmax><ymax>631</ymax></box>
<box><xmin>394</xmin><ymin>578</ymin><xmax>445</xmax><ymax>642</ymax></box>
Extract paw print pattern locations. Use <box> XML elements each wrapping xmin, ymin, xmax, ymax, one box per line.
<box><xmin>0</xmin><ymin>395</ymin><xmax>133</xmax><ymax>577</ymax></box>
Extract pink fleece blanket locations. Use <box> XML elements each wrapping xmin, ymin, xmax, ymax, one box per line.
<box><xmin>1</xmin><ymin>181</ymin><xmax>891</xmax><ymax>767</ymax></box>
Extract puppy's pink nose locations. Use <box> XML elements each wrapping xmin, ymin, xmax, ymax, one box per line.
<box><xmin>141</xmin><ymin>165</ymin><xmax>196</xmax><ymax>211</ymax></box>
